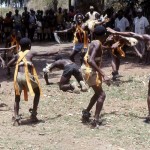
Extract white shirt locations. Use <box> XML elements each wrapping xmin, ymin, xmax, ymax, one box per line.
<box><xmin>86</xmin><ymin>11</ymin><xmax>100</xmax><ymax>20</ymax></box>
<box><xmin>115</xmin><ymin>17</ymin><xmax>129</xmax><ymax>32</ymax></box>
<box><xmin>36</xmin><ymin>21</ymin><xmax>42</xmax><ymax>33</ymax></box>
<box><xmin>133</xmin><ymin>16</ymin><xmax>149</xmax><ymax>34</ymax></box>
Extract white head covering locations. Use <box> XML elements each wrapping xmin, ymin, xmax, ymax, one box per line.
<box><xmin>124</xmin><ymin>37</ymin><xmax>138</xmax><ymax>46</ymax></box>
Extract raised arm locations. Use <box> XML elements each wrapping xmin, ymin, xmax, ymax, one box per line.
<box><xmin>106</xmin><ymin>27</ymin><xmax>145</xmax><ymax>41</ymax></box>
<box><xmin>7</xmin><ymin>55</ymin><xmax>18</xmax><ymax>68</ymax></box>
<box><xmin>56</xmin><ymin>25</ymin><xmax>75</xmax><ymax>33</ymax></box>
<box><xmin>0</xmin><ymin>54</ymin><xmax>5</xmax><ymax>68</ymax></box>
<box><xmin>0</xmin><ymin>45</ymin><xmax>17</xmax><ymax>51</ymax></box>
<box><xmin>49</xmin><ymin>60</ymin><xmax>61</xmax><ymax>71</ymax></box>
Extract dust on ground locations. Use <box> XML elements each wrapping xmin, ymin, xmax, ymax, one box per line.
<box><xmin>0</xmin><ymin>42</ymin><xmax>150</xmax><ymax>150</ymax></box>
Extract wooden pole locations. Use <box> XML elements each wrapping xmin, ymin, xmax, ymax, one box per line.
<box><xmin>69</xmin><ymin>0</ymin><xmax>71</xmax><ymax>10</ymax></box>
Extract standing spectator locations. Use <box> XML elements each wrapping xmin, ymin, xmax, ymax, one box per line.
<box><xmin>68</xmin><ymin>7</ymin><xmax>75</xmax><ymax>21</ymax></box>
<box><xmin>133</xmin><ymin>8</ymin><xmax>149</xmax><ymax>58</ymax></box>
<box><xmin>49</xmin><ymin>9</ymin><xmax>56</xmax><ymax>41</ymax></box>
<box><xmin>12</xmin><ymin>9</ymin><xmax>22</xmax><ymax>34</ymax></box>
<box><xmin>36</xmin><ymin>20</ymin><xmax>42</xmax><ymax>41</ymax></box>
<box><xmin>3</xmin><ymin>13</ymin><xmax>13</xmax><ymax>38</ymax></box>
<box><xmin>115</xmin><ymin>10</ymin><xmax>130</xmax><ymax>32</ymax></box>
<box><xmin>36</xmin><ymin>10</ymin><xmax>43</xmax><ymax>41</ymax></box>
<box><xmin>22</xmin><ymin>7</ymin><xmax>30</xmax><ymax>37</ymax></box>
<box><xmin>63</xmin><ymin>9</ymin><xmax>69</xmax><ymax>22</ymax></box>
<box><xmin>28</xmin><ymin>9</ymin><xmax>37</xmax><ymax>41</ymax></box>
<box><xmin>133</xmin><ymin>8</ymin><xmax>149</xmax><ymax>35</ymax></box>
<box><xmin>104</xmin><ymin>7</ymin><xmax>115</xmax><ymax>28</ymax></box>
<box><xmin>43</xmin><ymin>10</ymin><xmax>50</xmax><ymax>40</ymax></box>
<box><xmin>85</xmin><ymin>6</ymin><xmax>100</xmax><ymax>20</ymax></box>
<box><xmin>55</xmin><ymin>7</ymin><xmax>64</xmax><ymax>30</ymax></box>
<box><xmin>8</xmin><ymin>11</ymin><xmax>13</xmax><ymax>18</ymax></box>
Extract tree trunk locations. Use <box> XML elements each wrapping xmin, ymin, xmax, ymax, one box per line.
<box><xmin>53</xmin><ymin>0</ymin><xmax>58</xmax><ymax>12</ymax></box>
<box><xmin>69</xmin><ymin>0</ymin><xmax>71</xmax><ymax>9</ymax></box>
<box><xmin>19</xmin><ymin>0</ymin><xmax>23</xmax><ymax>8</ymax></box>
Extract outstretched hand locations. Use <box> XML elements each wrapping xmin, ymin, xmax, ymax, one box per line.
<box><xmin>111</xmin><ymin>41</ymin><xmax>120</xmax><ymax>49</ymax></box>
<box><xmin>133</xmin><ymin>46</ymin><xmax>143</xmax><ymax>58</ymax></box>
<box><xmin>0</xmin><ymin>60</ymin><xmax>6</xmax><ymax>68</ymax></box>
<box><xmin>9</xmin><ymin>45</ymin><xmax>17</xmax><ymax>50</ymax></box>
<box><xmin>106</xmin><ymin>27</ymin><xmax>116</xmax><ymax>34</ymax></box>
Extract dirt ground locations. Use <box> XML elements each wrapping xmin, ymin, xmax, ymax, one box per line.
<box><xmin>0</xmin><ymin>42</ymin><xmax>150</xmax><ymax>150</ymax></box>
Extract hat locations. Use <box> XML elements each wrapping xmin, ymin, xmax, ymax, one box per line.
<box><xmin>90</xmin><ymin>6</ymin><xmax>94</xmax><ymax>9</ymax></box>
<box><xmin>137</xmin><ymin>8</ymin><xmax>142</xmax><ymax>13</ymax></box>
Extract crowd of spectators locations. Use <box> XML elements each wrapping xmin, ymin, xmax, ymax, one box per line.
<box><xmin>0</xmin><ymin>6</ymin><xmax>77</xmax><ymax>42</ymax></box>
<box><xmin>0</xmin><ymin>4</ymin><xmax>149</xmax><ymax>47</ymax></box>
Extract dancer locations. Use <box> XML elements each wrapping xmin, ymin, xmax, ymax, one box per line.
<box><xmin>55</xmin><ymin>13</ymin><xmax>89</xmax><ymax>64</ymax></box>
<box><xmin>7</xmin><ymin>38</ymin><xmax>59</xmax><ymax>126</ymax></box>
<box><xmin>43</xmin><ymin>55</ymin><xmax>88</xmax><ymax>93</ymax></box>
<box><xmin>81</xmin><ymin>26</ymin><xmax>111</xmax><ymax>127</ymax></box>
<box><xmin>106</xmin><ymin>27</ymin><xmax>150</xmax><ymax>122</ymax></box>
<box><xmin>105</xmin><ymin>28</ymin><xmax>140</xmax><ymax>80</ymax></box>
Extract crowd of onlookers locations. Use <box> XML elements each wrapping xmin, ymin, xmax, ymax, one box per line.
<box><xmin>0</xmin><ymin>6</ymin><xmax>149</xmax><ymax>41</ymax></box>
<box><xmin>0</xmin><ymin>4</ymin><xmax>150</xmax><ymax>49</ymax></box>
<box><xmin>0</xmin><ymin>6</ymin><xmax>77</xmax><ymax>42</ymax></box>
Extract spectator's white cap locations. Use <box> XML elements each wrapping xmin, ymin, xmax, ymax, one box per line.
<box><xmin>137</xmin><ymin>8</ymin><xmax>142</xmax><ymax>13</ymax></box>
<box><xmin>90</xmin><ymin>6</ymin><xmax>94</xmax><ymax>9</ymax></box>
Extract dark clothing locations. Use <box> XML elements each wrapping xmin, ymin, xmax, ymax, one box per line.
<box><xmin>22</xmin><ymin>11</ymin><xmax>30</xmax><ymax>37</ymax></box>
<box><xmin>62</xmin><ymin>63</ymin><xmax>81</xmax><ymax>81</ymax></box>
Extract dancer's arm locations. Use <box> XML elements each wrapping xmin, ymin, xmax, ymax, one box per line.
<box><xmin>56</xmin><ymin>25</ymin><xmax>75</xmax><ymax>33</ymax></box>
<box><xmin>0</xmin><ymin>45</ymin><xmax>16</xmax><ymax>51</ymax></box>
<box><xmin>0</xmin><ymin>54</ymin><xmax>5</xmax><ymax>68</ymax></box>
<box><xmin>107</xmin><ymin>27</ymin><xmax>145</xmax><ymax>41</ymax></box>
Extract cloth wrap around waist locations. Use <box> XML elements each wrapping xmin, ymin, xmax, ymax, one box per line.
<box><xmin>81</xmin><ymin>41</ymin><xmax>102</xmax><ymax>87</ymax></box>
<box><xmin>14</xmin><ymin>50</ymin><xmax>42</xmax><ymax>101</ymax></box>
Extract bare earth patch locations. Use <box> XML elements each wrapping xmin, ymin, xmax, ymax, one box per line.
<box><xmin>0</xmin><ymin>42</ymin><xmax>150</xmax><ymax>150</ymax></box>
